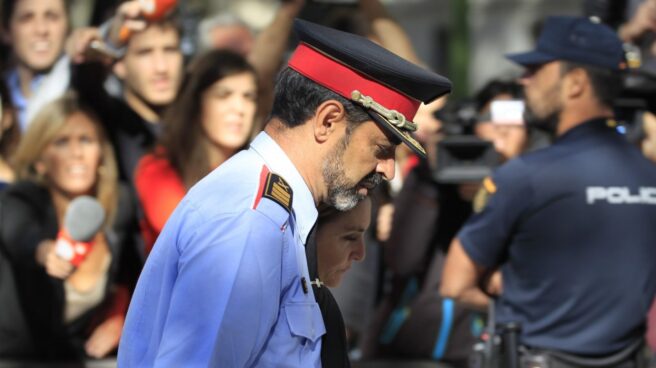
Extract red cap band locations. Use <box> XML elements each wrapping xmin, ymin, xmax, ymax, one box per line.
<box><xmin>288</xmin><ymin>43</ymin><xmax>420</xmax><ymax>120</ymax></box>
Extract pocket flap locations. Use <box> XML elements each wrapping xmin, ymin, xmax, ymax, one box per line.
<box><xmin>284</xmin><ymin>302</ymin><xmax>326</xmax><ymax>344</ymax></box>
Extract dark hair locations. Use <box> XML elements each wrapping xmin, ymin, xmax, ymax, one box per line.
<box><xmin>122</xmin><ymin>14</ymin><xmax>183</xmax><ymax>52</ymax></box>
<box><xmin>0</xmin><ymin>80</ymin><xmax>20</xmax><ymax>159</ymax></box>
<box><xmin>560</xmin><ymin>62</ymin><xmax>623</xmax><ymax>108</ymax></box>
<box><xmin>158</xmin><ymin>49</ymin><xmax>257</xmax><ymax>189</ymax></box>
<box><xmin>271</xmin><ymin>67</ymin><xmax>370</xmax><ymax>129</ymax></box>
<box><xmin>474</xmin><ymin>79</ymin><xmax>523</xmax><ymax>113</ymax></box>
<box><xmin>2</xmin><ymin>0</ymin><xmax>70</xmax><ymax>31</ymax></box>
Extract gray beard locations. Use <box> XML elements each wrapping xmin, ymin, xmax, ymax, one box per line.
<box><xmin>323</xmin><ymin>156</ymin><xmax>362</xmax><ymax>211</ymax></box>
<box><xmin>322</xmin><ymin>143</ymin><xmax>382</xmax><ymax>211</ymax></box>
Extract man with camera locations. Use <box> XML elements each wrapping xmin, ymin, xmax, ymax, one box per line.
<box><xmin>441</xmin><ymin>16</ymin><xmax>656</xmax><ymax>367</ymax></box>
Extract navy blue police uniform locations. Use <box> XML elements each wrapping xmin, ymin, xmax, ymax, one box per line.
<box><xmin>458</xmin><ymin>16</ymin><xmax>656</xmax><ymax>356</ymax></box>
<box><xmin>460</xmin><ymin>117</ymin><xmax>656</xmax><ymax>354</ymax></box>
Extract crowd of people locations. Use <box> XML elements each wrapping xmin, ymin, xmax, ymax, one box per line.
<box><xmin>0</xmin><ymin>0</ymin><xmax>655</xmax><ymax>367</ymax></box>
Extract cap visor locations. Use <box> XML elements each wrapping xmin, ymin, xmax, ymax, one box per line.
<box><xmin>368</xmin><ymin>111</ymin><xmax>426</xmax><ymax>158</ymax></box>
<box><xmin>505</xmin><ymin>50</ymin><xmax>556</xmax><ymax>66</ymax></box>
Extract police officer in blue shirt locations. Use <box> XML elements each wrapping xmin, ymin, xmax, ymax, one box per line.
<box><xmin>118</xmin><ymin>19</ymin><xmax>451</xmax><ymax>367</ymax></box>
<box><xmin>441</xmin><ymin>16</ymin><xmax>656</xmax><ymax>365</ymax></box>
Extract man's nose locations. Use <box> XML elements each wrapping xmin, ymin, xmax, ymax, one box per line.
<box><xmin>34</xmin><ymin>17</ymin><xmax>49</xmax><ymax>35</ymax></box>
<box><xmin>153</xmin><ymin>52</ymin><xmax>169</xmax><ymax>72</ymax></box>
<box><xmin>376</xmin><ymin>157</ymin><xmax>395</xmax><ymax>180</ymax></box>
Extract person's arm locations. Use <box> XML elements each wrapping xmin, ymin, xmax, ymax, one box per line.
<box><xmin>247</xmin><ymin>0</ymin><xmax>304</xmax><ymax>122</ymax></box>
<box><xmin>84</xmin><ymin>286</ymin><xmax>129</xmax><ymax>358</ymax></box>
<box><xmin>358</xmin><ymin>0</ymin><xmax>422</xmax><ymax>65</ymax></box>
<box><xmin>151</xmin><ymin>209</ymin><xmax>285</xmax><ymax>366</ymax></box>
<box><xmin>440</xmin><ymin>162</ymin><xmax>532</xmax><ymax>310</ymax></box>
<box><xmin>441</xmin><ymin>238</ymin><xmax>500</xmax><ymax>311</ymax></box>
<box><xmin>618</xmin><ymin>0</ymin><xmax>656</xmax><ymax>43</ymax></box>
<box><xmin>134</xmin><ymin>154</ymin><xmax>186</xmax><ymax>236</ymax></box>
<box><xmin>248</xmin><ymin>0</ymin><xmax>305</xmax><ymax>87</ymax></box>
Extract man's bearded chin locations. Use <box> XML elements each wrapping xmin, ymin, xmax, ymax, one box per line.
<box><xmin>523</xmin><ymin>104</ymin><xmax>560</xmax><ymax>135</ymax></box>
<box><xmin>327</xmin><ymin>173</ymin><xmax>382</xmax><ymax>211</ymax></box>
<box><xmin>323</xmin><ymin>152</ymin><xmax>383</xmax><ymax>211</ymax></box>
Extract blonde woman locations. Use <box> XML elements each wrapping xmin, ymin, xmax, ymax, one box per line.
<box><xmin>0</xmin><ymin>92</ymin><xmax>140</xmax><ymax>361</ymax></box>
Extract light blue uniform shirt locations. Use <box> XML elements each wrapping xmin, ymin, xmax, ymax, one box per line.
<box><xmin>118</xmin><ymin>132</ymin><xmax>325</xmax><ymax>367</ymax></box>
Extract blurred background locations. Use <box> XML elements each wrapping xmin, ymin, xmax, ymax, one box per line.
<box><xmin>65</xmin><ymin>0</ymin><xmax>584</xmax><ymax>97</ymax></box>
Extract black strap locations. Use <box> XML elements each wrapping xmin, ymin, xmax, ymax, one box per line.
<box><xmin>306</xmin><ymin>223</ymin><xmax>351</xmax><ymax>368</ymax></box>
<box><xmin>546</xmin><ymin>338</ymin><xmax>644</xmax><ymax>367</ymax></box>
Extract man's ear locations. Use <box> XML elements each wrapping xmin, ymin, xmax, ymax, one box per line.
<box><xmin>312</xmin><ymin>99</ymin><xmax>348</xmax><ymax>143</ymax></box>
<box><xmin>564</xmin><ymin>68</ymin><xmax>586</xmax><ymax>99</ymax></box>
<box><xmin>113</xmin><ymin>59</ymin><xmax>127</xmax><ymax>80</ymax></box>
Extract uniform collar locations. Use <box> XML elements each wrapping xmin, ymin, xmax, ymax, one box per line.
<box><xmin>556</xmin><ymin>117</ymin><xmax>614</xmax><ymax>143</ymax></box>
<box><xmin>250</xmin><ymin>132</ymin><xmax>318</xmax><ymax>244</ymax></box>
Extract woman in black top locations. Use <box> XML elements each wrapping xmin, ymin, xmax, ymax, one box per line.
<box><xmin>0</xmin><ymin>92</ymin><xmax>140</xmax><ymax>362</ymax></box>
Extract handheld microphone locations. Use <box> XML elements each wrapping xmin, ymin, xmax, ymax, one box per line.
<box><xmin>118</xmin><ymin>0</ymin><xmax>178</xmax><ymax>42</ymax></box>
<box><xmin>55</xmin><ymin>196</ymin><xmax>106</xmax><ymax>267</ymax></box>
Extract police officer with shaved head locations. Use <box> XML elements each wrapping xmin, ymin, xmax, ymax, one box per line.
<box><xmin>441</xmin><ymin>16</ymin><xmax>656</xmax><ymax>366</ymax></box>
<box><xmin>118</xmin><ymin>19</ymin><xmax>450</xmax><ymax>367</ymax></box>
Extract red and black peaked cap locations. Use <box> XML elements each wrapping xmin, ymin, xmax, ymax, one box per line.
<box><xmin>288</xmin><ymin>19</ymin><xmax>452</xmax><ymax>158</ymax></box>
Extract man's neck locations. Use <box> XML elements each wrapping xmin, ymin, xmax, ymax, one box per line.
<box><xmin>556</xmin><ymin>102</ymin><xmax>614</xmax><ymax>137</ymax></box>
<box><xmin>123</xmin><ymin>90</ymin><xmax>161</xmax><ymax>123</ymax></box>
<box><xmin>264</xmin><ymin>120</ymin><xmax>324</xmax><ymax>207</ymax></box>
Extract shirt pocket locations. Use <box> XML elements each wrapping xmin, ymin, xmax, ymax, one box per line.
<box><xmin>284</xmin><ymin>302</ymin><xmax>326</xmax><ymax>346</ymax></box>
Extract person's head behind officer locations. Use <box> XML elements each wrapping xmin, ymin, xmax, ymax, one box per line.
<box><xmin>112</xmin><ymin>13</ymin><xmax>183</xmax><ymax>123</ymax></box>
<box><xmin>267</xmin><ymin>19</ymin><xmax>451</xmax><ymax>211</ymax></box>
<box><xmin>507</xmin><ymin>16</ymin><xmax>625</xmax><ymax>136</ymax></box>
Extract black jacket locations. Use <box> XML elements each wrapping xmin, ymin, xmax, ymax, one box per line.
<box><xmin>0</xmin><ymin>181</ymin><xmax>141</xmax><ymax>361</ymax></box>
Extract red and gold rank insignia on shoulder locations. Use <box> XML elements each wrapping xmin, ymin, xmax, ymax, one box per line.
<box><xmin>253</xmin><ymin>166</ymin><xmax>294</xmax><ymax>213</ymax></box>
<box><xmin>473</xmin><ymin>176</ymin><xmax>497</xmax><ymax>213</ymax></box>
<box><xmin>258</xmin><ymin>169</ymin><xmax>293</xmax><ymax>213</ymax></box>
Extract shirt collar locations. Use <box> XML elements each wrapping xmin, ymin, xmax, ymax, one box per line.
<box><xmin>6</xmin><ymin>68</ymin><xmax>45</xmax><ymax>131</ymax></box>
<box><xmin>250</xmin><ymin>131</ymin><xmax>318</xmax><ymax>244</ymax></box>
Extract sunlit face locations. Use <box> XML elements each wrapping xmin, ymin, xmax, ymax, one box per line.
<box><xmin>114</xmin><ymin>25</ymin><xmax>183</xmax><ymax>107</ymax></box>
<box><xmin>36</xmin><ymin>112</ymin><xmax>102</xmax><ymax>198</ymax></box>
<box><xmin>201</xmin><ymin>72</ymin><xmax>257</xmax><ymax>152</ymax></box>
<box><xmin>322</xmin><ymin>120</ymin><xmax>396</xmax><ymax>211</ymax></box>
<box><xmin>520</xmin><ymin>61</ymin><xmax>564</xmax><ymax>132</ymax></box>
<box><xmin>475</xmin><ymin>93</ymin><xmax>527</xmax><ymax>161</ymax></box>
<box><xmin>8</xmin><ymin>0</ymin><xmax>68</xmax><ymax>73</ymax></box>
<box><xmin>316</xmin><ymin>198</ymin><xmax>372</xmax><ymax>287</ymax></box>
<box><xmin>475</xmin><ymin>110</ymin><xmax>527</xmax><ymax>162</ymax></box>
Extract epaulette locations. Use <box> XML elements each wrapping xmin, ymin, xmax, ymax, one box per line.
<box><xmin>252</xmin><ymin>166</ymin><xmax>293</xmax><ymax>213</ymax></box>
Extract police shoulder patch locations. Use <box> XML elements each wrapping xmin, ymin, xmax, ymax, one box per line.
<box><xmin>253</xmin><ymin>166</ymin><xmax>293</xmax><ymax>213</ymax></box>
<box><xmin>473</xmin><ymin>176</ymin><xmax>497</xmax><ymax>213</ymax></box>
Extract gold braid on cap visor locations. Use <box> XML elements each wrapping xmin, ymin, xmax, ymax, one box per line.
<box><xmin>351</xmin><ymin>90</ymin><xmax>417</xmax><ymax>132</ymax></box>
